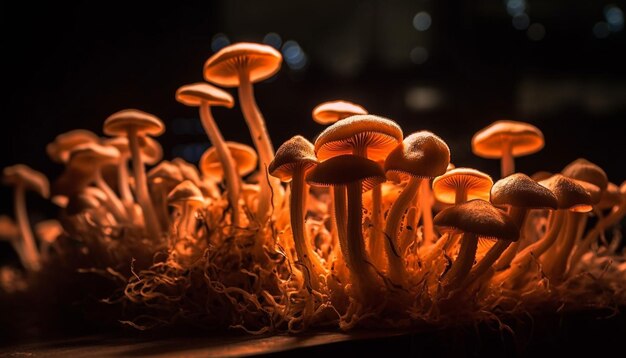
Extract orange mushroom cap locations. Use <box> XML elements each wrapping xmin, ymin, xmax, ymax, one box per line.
<box><xmin>167</xmin><ymin>180</ymin><xmax>205</xmax><ymax>208</ymax></box>
<box><xmin>432</xmin><ymin>168</ymin><xmax>493</xmax><ymax>204</ymax></box>
<box><xmin>269</xmin><ymin>136</ymin><xmax>318</xmax><ymax>182</ymax></box>
<box><xmin>67</xmin><ymin>143</ymin><xmax>120</xmax><ymax>170</ymax></box>
<box><xmin>103</xmin><ymin>109</ymin><xmax>165</xmax><ymax>137</ymax></box>
<box><xmin>471</xmin><ymin>120</ymin><xmax>544</xmax><ymax>159</ymax></box>
<box><xmin>597</xmin><ymin>182</ymin><xmax>622</xmax><ymax>210</ymax></box>
<box><xmin>102</xmin><ymin>137</ymin><xmax>162</xmax><ymax>165</ymax></box>
<box><xmin>46</xmin><ymin>129</ymin><xmax>99</xmax><ymax>163</ymax></box>
<box><xmin>3</xmin><ymin>164</ymin><xmax>50</xmax><ymax>198</ymax></box>
<box><xmin>199</xmin><ymin>142</ymin><xmax>258</xmax><ymax>179</ymax></box>
<box><xmin>312</xmin><ymin>100</ymin><xmax>368</xmax><ymax>125</ymax></box>
<box><xmin>384</xmin><ymin>131</ymin><xmax>450</xmax><ymax>180</ymax></box>
<box><xmin>539</xmin><ymin>174</ymin><xmax>594</xmax><ymax>212</ymax></box>
<box><xmin>305</xmin><ymin>155</ymin><xmax>385</xmax><ymax>192</ymax></box>
<box><xmin>175</xmin><ymin>82</ymin><xmax>235</xmax><ymax>108</ymax></box>
<box><xmin>561</xmin><ymin>158</ymin><xmax>608</xmax><ymax>192</ymax></box>
<box><xmin>148</xmin><ymin>161</ymin><xmax>184</xmax><ymax>185</ymax></box>
<box><xmin>490</xmin><ymin>173</ymin><xmax>558</xmax><ymax>210</ymax></box>
<box><xmin>203</xmin><ymin>43</ymin><xmax>282</xmax><ymax>87</ymax></box>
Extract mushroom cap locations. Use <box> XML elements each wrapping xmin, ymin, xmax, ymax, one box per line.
<box><xmin>471</xmin><ymin>120</ymin><xmax>544</xmax><ymax>159</ymax></box>
<box><xmin>148</xmin><ymin>161</ymin><xmax>184</xmax><ymax>185</ymax></box>
<box><xmin>68</xmin><ymin>143</ymin><xmax>120</xmax><ymax>170</ymax></box>
<box><xmin>269</xmin><ymin>135</ymin><xmax>318</xmax><ymax>182</ymax></box>
<box><xmin>490</xmin><ymin>173</ymin><xmax>558</xmax><ymax>210</ymax></box>
<box><xmin>314</xmin><ymin>114</ymin><xmax>403</xmax><ymax>161</ymax></box>
<box><xmin>203</xmin><ymin>42</ymin><xmax>282</xmax><ymax>87</ymax></box>
<box><xmin>167</xmin><ymin>180</ymin><xmax>205</xmax><ymax>207</ymax></box>
<box><xmin>531</xmin><ymin>171</ymin><xmax>553</xmax><ymax>181</ymax></box>
<box><xmin>35</xmin><ymin>220</ymin><xmax>63</xmax><ymax>244</ymax></box>
<box><xmin>432</xmin><ymin>168</ymin><xmax>493</xmax><ymax>204</ymax></box>
<box><xmin>597</xmin><ymin>182</ymin><xmax>622</xmax><ymax>210</ymax></box>
<box><xmin>2</xmin><ymin>164</ymin><xmax>50</xmax><ymax>198</ymax></box>
<box><xmin>446</xmin><ymin>163</ymin><xmax>456</xmax><ymax>171</ymax></box>
<box><xmin>199</xmin><ymin>142</ymin><xmax>258</xmax><ymax>179</ymax></box>
<box><xmin>539</xmin><ymin>174</ymin><xmax>593</xmax><ymax>212</ymax></box>
<box><xmin>433</xmin><ymin>199</ymin><xmax>519</xmax><ymax>242</ymax></box>
<box><xmin>46</xmin><ymin>129</ymin><xmax>99</xmax><ymax>163</ymax></box>
<box><xmin>384</xmin><ymin>131</ymin><xmax>450</xmax><ymax>180</ymax></box>
<box><xmin>103</xmin><ymin>109</ymin><xmax>165</xmax><ymax>137</ymax></box>
<box><xmin>102</xmin><ymin>136</ymin><xmax>162</xmax><ymax>165</ymax></box>
<box><xmin>312</xmin><ymin>100</ymin><xmax>368</xmax><ymax>125</ymax></box>
<box><xmin>573</xmin><ymin>179</ymin><xmax>602</xmax><ymax>205</ymax></box>
<box><xmin>172</xmin><ymin>158</ymin><xmax>203</xmax><ymax>186</ymax></box>
<box><xmin>175</xmin><ymin>82</ymin><xmax>235</xmax><ymax>108</ymax></box>
<box><xmin>305</xmin><ymin>155</ymin><xmax>386</xmax><ymax>192</ymax></box>
<box><xmin>561</xmin><ymin>158</ymin><xmax>608</xmax><ymax>192</ymax></box>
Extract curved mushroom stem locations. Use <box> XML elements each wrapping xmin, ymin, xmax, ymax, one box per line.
<box><xmin>442</xmin><ymin>233</ymin><xmax>478</xmax><ymax>290</ymax></box>
<box><xmin>128</xmin><ymin>128</ymin><xmax>162</xmax><ymax>242</ymax></box>
<box><xmin>493</xmin><ymin>207</ymin><xmax>528</xmax><ymax>270</ymax></box>
<box><xmin>460</xmin><ymin>239</ymin><xmax>512</xmax><ymax>291</ymax></box>
<box><xmin>384</xmin><ymin>177</ymin><xmax>421</xmax><ymax>285</ymax></box>
<box><xmin>419</xmin><ymin>180</ymin><xmax>436</xmax><ymax>244</ymax></box>
<box><xmin>95</xmin><ymin>171</ymin><xmax>128</xmax><ymax>223</ymax></box>
<box><xmin>291</xmin><ymin>167</ymin><xmax>326</xmax><ymax>291</ymax></box>
<box><xmin>237</xmin><ymin>70</ymin><xmax>281</xmax><ymax>223</ymax></box>
<box><xmin>368</xmin><ymin>183</ymin><xmax>385</xmax><ymax>269</ymax></box>
<box><xmin>14</xmin><ymin>184</ymin><xmax>40</xmax><ymax>271</ymax></box>
<box><xmin>117</xmin><ymin>155</ymin><xmax>134</xmax><ymax>210</ymax></box>
<box><xmin>199</xmin><ymin>102</ymin><xmax>242</xmax><ymax>227</ymax></box>
<box><xmin>548</xmin><ymin>211</ymin><xmax>585</xmax><ymax>280</ymax></box>
<box><xmin>500</xmin><ymin>138</ymin><xmax>514</xmax><ymax>178</ymax></box>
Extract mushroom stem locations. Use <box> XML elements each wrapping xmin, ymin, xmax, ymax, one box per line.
<box><xmin>237</xmin><ymin>70</ymin><xmax>280</xmax><ymax>222</ymax></box>
<box><xmin>493</xmin><ymin>207</ymin><xmax>528</xmax><ymax>270</ymax></box>
<box><xmin>461</xmin><ymin>239</ymin><xmax>512</xmax><ymax>290</ymax></box>
<box><xmin>118</xmin><ymin>156</ymin><xmax>134</xmax><ymax>209</ymax></box>
<box><xmin>384</xmin><ymin>177</ymin><xmax>421</xmax><ymax>284</ymax></box>
<box><xmin>368</xmin><ymin>183</ymin><xmax>385</xmax><ymax>268</ymax></box>
<box><xmin>500</xmin><ymin>138</ymin><xmax>514</xmax><ymax>178</ymax></box>
<box><xmin>549</xmin><ymin>211</ymin><xmax>585</xmax><ymax>279</ymax></box>
<box><xmin>14</xmin><ymin>185</ymin><xmax>40</xmax><ymax>271</ymax></box>
<box><xmin>419</xmin><ymin>179</ymin><xmax>435</xmax><ymax>244</ymax></box>
<box><xmin>128</xmin><ymin>128</ymin><xmax>162</xmax><ymax>241</ymax></box>
<box><xmin>442</xmin><ymin>232</ymin><xmax>478</xmax><ymax>289</ymax></box>
<box><xmin>333</xmin><ymin>186</ymin><xmax>349</xmax><ymax>266</ymax></box>
<box><xmin>95</xmin><ymin>172</ymin><xmax>128</xmax><ymax>223</ymax></box>
<box><xmin>199</xmin><ymin>102</ymin><xmax>242</xmax><ymax>227</ymax></box>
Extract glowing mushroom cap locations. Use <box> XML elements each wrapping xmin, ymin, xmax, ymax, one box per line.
<box><xmin>433</xmin><ymin>199</ymin><xmax>519</xmax><ymax>241</ymax></box>
<box><xmin>561</xmin><ymin>158</ymin><xmax>608</xmax><ymax>192</ymax></box>
<box><xmin>167</xmin><ymin>180</ymin><xmax>205</xmax><ymax>208</ymax></box>
<box><xmin>573</xmin><ymin>180</ymin><xmax>602</xmax><ymax>205</ymax></box>
<box><xmin>471</xmin><ymin>120</ymin><xmax>544</xmax><ymax>159</ymax></box>
<box><xmin>597</xmin><ymin>182</ymin><xmax>622</xmax><ymax>210</ymax></box>
<box><xmin>539</xmin><ymin>174</ymin><xmax>594</xmax><ymax>212</ymax></box>
<box><xmin>432</xmin><ymin>168</ymin><xmax>493</xmax><ymax>204</ymax></box>
<box><xmin>203</xmin><ymin>43</ymin><xmax>282</xmax><ymax>87</ymax></box>
<box><xmin>148</xmin><ymin>161</ymin><xmax>184</xmax><ymax>185</ymax></box>
<box><xmin>312</xmin><ymin>100</ymin><xmax>368</xmax><ymax>125</ymax></box>
<box><xmin>199</xmin><ymin>142</ymin><xmax>258</xmax><ymax>179</ymax></box>
<box><xmin>269</xmin><ymin>136</ymin><xmax>318</xmax><ymax>182</ymax></box>
<box><xmin>490</xmin><ymin>173</ymin><xmax>558</xmax><ymax>210</ymax></box>
<box><xmin>46</xmin><ymin>129</ymin><xmax>99</xmax><ymax>163</ymax></box>
<box><xmin>68</xmin><ymin>143</ymin><xmax>120</xmax><ymax>170</ymax></box>
<box><xmin>101</xmin><ymin>136</ymin><xmax>162</xmax><ymax>165</ymax></box>
<box><xmin>103</xmin><ymin>109</ymin><xmax>165</xmax><ymax>137</ymax></box>
<box><xmin>314</xmin><ymin>114</ymin><xmax>403</xmax><ymax>161</ymax></box>
<box><xmin>175</xmin><ymin>82</ymin><xmax>235</xmax><ymax>108</ymax></box>
<box><xmin>531</xmin><ymin>171</ymin><xmax>553</xmax><ymax>181</ymax></box>
<box><xmin>3</xmin><ymin>164</ymin><xmax>50</xmax><ymax>198</ymax></box>
<box><xmin>172</xmin><ymin>158</ymin><xmax>203</xmax><ymax>187</ymax></box>
<box><xmin>384</xmin><ymin>131</ymin><xmax>450</xmax><ymax>180</ymax></box>
<box><xmin>305</xmin><ymin>155</ymin><xmax>386</xmax><ymax>192</ymax></box>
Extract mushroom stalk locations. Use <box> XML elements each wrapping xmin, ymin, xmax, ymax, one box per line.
<box><xmin>548</xmin><ymin>212</ymin><xmax>585</xmax><ymax>279</ymax></box>
<box><xmin>368</xmin><ymin>183</ymin><xmax>385</xmax><ymax>268</ymax></box>
<box><xmin>238</xmin><ymin>70</ymin><xmax>280</xmax><ymax>222</ymax></box>
<box><xmin>333</xmin><ymin>186</ymin><xmax>349</xmax><ymax>265</ymax></box>
<box><xmin>500</xmin><ymin>138</ymin><xmax>514</xmax><ymax>178</ymax></box>
<box><xmin>461</xmin><ymin>239</ymin><xmax>512</xmax><ymax>290</ymax></box>
<box><xmin>384</xmin><ymin>177</ymin><xmax>421</xmax><ymax>284</ymax></box>
<box><xmin>118</xmin><ymin>156</ymin><xmax>134</xmax><ymax>208</ymax></box>
<box><xmin>199</xmin><ymin>101</ymin><xmax>242</xmax><ymax>227</ymax></box>
<box><xmin>95</xmin><ymin>172</ymin><xmax>128</xmax><ymax>223</ymax></box>
<box><xmin>128</xmin><ymin>128</ymin><xmax>162</xmax><ymax>241</ymax></box>
<box><xmin>493</xmin><ymin>207</ymin><xmax>528</xmax><ymax>270</ymax></box>
<box><xmin>14</xmin><ymin>185</ymin><xmax>41</xmax><ymax>271</ymax></box>
<box><xmin>419</xmin><ymin>179</ymin><xmax>435</xmax><ymax>244</ymax></box>
<box><xmin>442</xmin><ymin>232</ymin><xmax>478</xmax><ymax>289</ymax></box>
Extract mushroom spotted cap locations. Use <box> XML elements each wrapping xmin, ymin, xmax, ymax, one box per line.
<box><xmin>539</xmin><ymin>174</ymin><xmax>593</xmax><ymax>212</ymax></box>
<box><xmin>176</xmin><ymin>82</ymin><xmax>235</xmax><ymax>108</ymax></box>
<box><xmin>490</xmin><ymin>173</ymin><xmax>558</xmax><ymax>210</ymax></box>
<box><xmin>472</xmin><ymin>120</ymin><xmax>544</xmax><ymax>159</ymax></box>
<box><xmin>204</xmin><ymin>43</ymin><xmax>282</xmax><ymax>87</ymax></box>
<box><xmin>103</xmin><ymin>109</ymin><xmax>165</xmax><ymax>137</ymax></box>
<box><xmin>200</xmin><ymin>142</ymin><xmax>258</xmax><ymax>179</ymax></box>
<box><xmin>269</xmin><ymin>136</ymin><xmax>318</xmax><ymax>182</ymax></box>
<box><xmin>306</xmin><ymin>155</ymin><xmax>385</xmax><ymax>192</ymax></box>
<box><xmin>384</xmin><ymin>131</ymin><xmax>450</xmax><ymax>180</ymax></box>
<box><xmin>432</xmin><ymin>168</ymin><xmax>493</xmax><ymax>204</ymax></box>
<box><xmin>312</xmin><ymin>100</ymin><xmax>368</xmax><ymax>125</ymax></box>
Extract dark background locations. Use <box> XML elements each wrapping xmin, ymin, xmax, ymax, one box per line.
<box><xmin>1</xmin><ymin>0</ymin><xmax>625</xmax><ymax>244</ymax></box>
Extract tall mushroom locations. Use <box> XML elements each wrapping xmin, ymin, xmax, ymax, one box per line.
<box><xmin>176</xmin><ymin>82</ymin><xmax>243</xmax><ymax>226</ymax></box>
<box><xmin>2</xmin><ymin>165</ymin><xmax>49</xmax><ymax>271</ymax></box>
<box><xmin>472</xmin><ymin>120</ymin><xmax>544</xmax><ymax>178</ymax></box>
<box><xmin>269</xmin><ymin>135</ymin><xmax>325</xmax><ymax>290</ymax></box>
<box><xmin>204</xmin><ymin>43</ymin><xmax>283</xmax><ymax>223</ymax></box>
<box><xmin>103</xmin><ymin>109</ymin><xmax>164</xmax><ymax>242</ymax></box>
<box><xmin>383</xmin><ymin>131</ymin><xmax>450</xmax><ymax>285</ymax></box>
<box><xmin>311</xmin><ymin>100</ymin><xmax>368</xmax><ymax>125</ymax></box>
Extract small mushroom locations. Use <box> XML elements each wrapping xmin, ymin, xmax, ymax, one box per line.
<box><xmin>311</xmin><ymin>100</ymin><xmax>368</xmax><ymax>125</ymax></box>
<box><xmin>147</xmin><ymin>161</ymin><xmax>184</xmax><ymax>229</ymax></box>
<box><xmin>432</xmin><ymin>168</ymin><xmax>493</xmax><ymax>205</ymax></box>
<box><xmin>167</xmin><ymin>180</ymin><xmax>205</xmax><ymax>240</ymax></box>
<box><xmin>46</xmin><ymin>129</ymin><xmax>99</xmax><ymax>163</ymax></box>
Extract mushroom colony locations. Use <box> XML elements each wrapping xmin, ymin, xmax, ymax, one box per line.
<box><xmin>1</xmin><ymin>42</ymin><xmax>625</xmax><ymax>333</ymax></box>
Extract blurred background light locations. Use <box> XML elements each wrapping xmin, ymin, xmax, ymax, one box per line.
<box><xmin>412</xmin><ymin>11</ymin><xmax>432</xmax><ymax>31</ymax></box>
<box><xmin>210</xmin><ymin>33</ymin><xmax>230</xmax><ymax>52</ymax></box>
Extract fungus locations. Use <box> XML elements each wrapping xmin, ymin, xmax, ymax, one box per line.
<box><xmin>311</xmin><ymin>100</ymin><xmax>368</xmax><ymax>125</ymax></box>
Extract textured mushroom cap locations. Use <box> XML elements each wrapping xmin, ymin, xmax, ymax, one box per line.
<box><xmin>531</xmin><ymin>171</ymin><xmax>553</xmax><ymax>181</ymax></box>
<box><xmin>3</xmin><ymin>164</ymin><xmax>50</xmax><ymax>198</ymax></box>
<box><xmin>561</xmin><ymin>158</ymin><xmax>608</xmax><ymax>192</ymax></box>
<box><xmin>432</xmin><ymin>168</ymin><xmax>493</xmax><ymax>204</ymax></box>
<box><xmin>314</xmin><ymin>115</ymin><xmax>403</xmax><ymax>161</ymax></box>
<box><xmin>46</xmin><ymin>129</ymin><xmax>99</xmax><ymax>163</ymax></box>
<box><xmin>312</xmin><ymin>100</ymin><xmax>368</xmax><ymax>125</ymax></box>
<box><xmin>384</xmin><ymin>131</ymin><xmax>450</xmax><ymax>180</ymax></box>
<box><xmin>491</xmin><ymin>173</ymin><xmax>558</xmax><ymax>210</ymax></box>
<box><xmin>203</xmin><ymin>43</ymin><xmax>282</xmax><ymax>87</ymax></box>
<box><xmin>471</xmin><ymin>120</ymin><xmax>544</xmax><ymax>159</ymax></box>
<box><xmin>199</xmin><ymin>142</ymin><xmax>258</xmax><ymax>179</ymax></box>
<box><xmin>434</xmin><ymin>199</ymin><xmax>519</xmax><ymax>241</ymax></box>
<box><xmin>269</xmin><ymin>136</ymin><xmax>318</xmax><ymax>181</ymax></box>
<box><xmin>573</xmin><ymin>180</ymin><xmax>602</xmax><ymax>205</ymax></box>
<box><xmin>598</xmin><ymin>182</ymin><xmax>622</xmax><ymax>210</ymax></box>
<box><xmin>167</xmin><ymin>180</ymin><xmax>205</xmax><ymax>207</ymax></box>
<box><xmin>148</xmin><ymin>161</ymin><xmax>184</xmax><ymax>184</ymax></box>
<box><xmin>103</xmin><ymin>137</ymin><xmax>162</xmax><ymax>165</ymax></box>
<box><xmin>68</xmin><ymin>143</ymin><xmax>120</xmax><ymax>170</ymax></box>
<box><xmin>305</xmin><ymin>155</ymin><xmax>385</xmax><ymax>192</ymax></box>
<box><xmin>539</xmin><ymin>174</ymin><xmax>593</xmax><ymax>212</ymax></box>
<box><xmin>103</xmin><ymin>109</ymin><xmax>165</xmax><ymax>137</ymax></box>
<box><xmin>175</xmin><ymin>82</ymin><xmax>235</xmax><ymax>108</ymax></box>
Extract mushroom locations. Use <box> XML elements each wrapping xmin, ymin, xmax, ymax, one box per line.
<box><xmin>204</xmin><ymin>43</ymin><xmax>283</xmax><ymax>223</ymax></box>
<box><xmin>471</xmin><ymin>120</ymin><xmax>544</xmax><ymax>178</ymax></box>
<box><xmin>46</xmin><ymin>129</ymin><xmax>99</xmax><ymax>163</ymax></box>
<box><xmin>2</xmin><ymin>164</ymin><xmax>49</xmax><ymax>271</ymax></box>
<box><xmin>383</xmin><ymin>131</ymin><xmax>450</xmax><ymax>284</ymax></box>
<box><xmin>200</xmin><ymin>141</ymin><xmax>258</xmax><ymax>179</ymax></box>
<box><xmin>311</xmin><ymin>100</ymin><xmax>368</xmax><ymax>125</ymax></box>
<box><xmin>167</xmin><ymin>180</ymin><xmax>205</xmax><ymax>240</ymax></box>
<box><xmin>35</xmin><ymin>220</ymin><xmax>63</xmax><ymax>258</ymax></box>
<box><xmin>176</xmin><ymin>83</ymin><xmax>243</xmax><ymax>226</ymax></box>
<box><xmin>433</xmin><ymin>199</ymin><xmax>518</xmax><ymax>290</ymax></box>
<box><xmin>269</xmin><ymin>135</ymin><xmax>325</xmax><ymax>290</ymax></box>
<box><xmin>306</xmin><ymin>155</ymin><xmax>386</xmax><ymax>301</ymax></box>
<box><xmin>103</xmin><ymin>109</ymin><xmax>165</xmax><ymax>241</ymax></box>
<box><xmin>432</xmin><ymin>168</ymin><xmax>493</xmax><ymax>205</ymax></box>
<box><xmin>147</xmin><ymin>161</ymin><xmax>184</xmax><ymax>229</ymax></box>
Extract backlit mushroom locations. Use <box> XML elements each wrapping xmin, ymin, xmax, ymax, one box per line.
<box><xmin>46</xmin><ymin>129</ymin><xmax>99</xmax><ymax>163</ymax></box>
<box><xmin>432</xmin><ymin>168</ymin><xmax>493</xmax><ymax>205</ymax></box>
<box><xmin>311</xmin><ymin>100</ymin><xmax>368</xmax><ymax>125</ymax></box>
<box><xmin>167</xmin><ymin>180</ymin><xmax>205</xmax><ymax>240</ymax></box>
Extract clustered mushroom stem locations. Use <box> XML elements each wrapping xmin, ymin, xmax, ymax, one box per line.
<box><xmin>384</xmin><ymin>177</ymin><xmax>421</xmax><ymax>284</ymax></box>
<box><xmin>14</xmin><ymin>185</ymin><xmax>40</xmax><ymax>271</ymax></box>
<box><xmin>456</xmin><ymin>185</ymin><xmax>468</xmax><ymax>205</ymax></box>
<box><xmin>461</xmin><ymin>239</ymin><xmax>512</xmax><ymax>291</ymax></box>
<box><xmin>549</xmin><ymin>212</ymin><xmax>585</xmax><ymax>279</ymax></box>
<box><xmin>419</xmin><ymin>179</ymin><xmax>435</xmax><ymax>244</ymax></box>
<box><xmin>237</xmin><ymin>70</ymin><xmax>280</xmax><ymax>222</ymax></box>
<box><xmin>501</xmin><ymin>138</ymin><xmax>514</xmax><ymax>178</ymax></box>
<box><xmin>493</xmin><ymin>207</ymin><xmax>528</xmax><ymax>270</ymax></box>
<box><xmin>199</xmin><ymin>102</ymin><xmax>242</xmax><ymax>227</ymax></box>
<box><xmin>368</xmin><ymin>183</ymin><xmax>385</xmax><ymax>268</ymax></box>
<box><xmin>95</xmin><ymin>172</ymin><xmax>128</xmax><ymax>223</ymax></box>
<box><xmin>442</xmin><ymin>232</ymin><xmax>478</xmax><ymax>289</ymax></box>
<box><xmin>117</xmin><ymin>156</ymin><xmax>134</xmax><ymax>209</ymax></box>
<box><xmin>128</xmin><ymin>128</ymin><xmax>162</xmax><ymax>241</ymax></box>
<box><xmin>333</xmin><ymin>186</ymin><xmax>349</xmax><ymax>266</ymax></box>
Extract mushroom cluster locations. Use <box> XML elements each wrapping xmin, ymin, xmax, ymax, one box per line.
<box><xmin>1</xmin><ymin>42</ymin><xmax>625</xmax><ymax>333</ymax></box>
